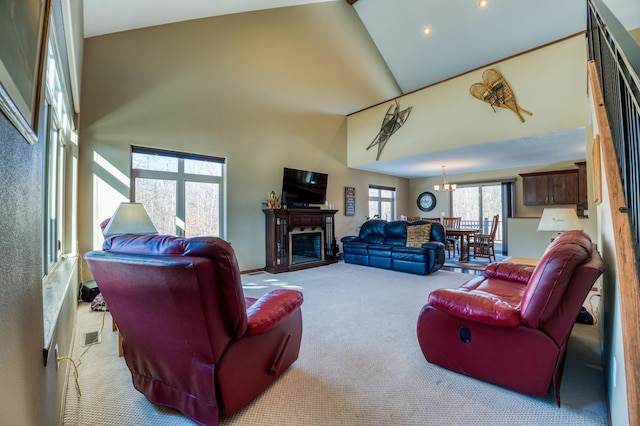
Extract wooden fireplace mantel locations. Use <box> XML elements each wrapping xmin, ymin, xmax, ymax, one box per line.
<box><xmin>263</xmin><ymin>208</ymin><xmax>338</xmax><ymax>273</ymax></box>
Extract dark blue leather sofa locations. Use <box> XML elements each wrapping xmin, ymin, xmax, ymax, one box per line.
<box><xmin>340</xmin><ymin>219</ymin><xmax>446</xmax><ymax>275</ymax></box>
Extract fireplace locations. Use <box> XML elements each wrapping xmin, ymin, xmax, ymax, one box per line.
<box><xmin>264</xmin><ymin>208</ymin><xmax>338</xmax><ymax>273</ymax></box>
<box><xmin>289</xmin><ymin>228</ymin><xmax>324</xmax><ymax>265</ymax></box>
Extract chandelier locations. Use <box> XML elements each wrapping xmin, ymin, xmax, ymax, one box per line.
<box><xmin>434</xmin><ymin>166</ymin><xmax>457</xmax><ymax>192</ymax></box>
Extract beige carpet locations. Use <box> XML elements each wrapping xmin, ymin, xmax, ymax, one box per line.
<box><xmin>62</xmin><ymin>262</ymin><xmax>608</xmax><ymax>426</ymax></box>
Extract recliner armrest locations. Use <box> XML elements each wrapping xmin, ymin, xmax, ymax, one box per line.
<box><xmin>428</xmin><ymin>285</ymin><xmax>521</xmax><ymax>327</ymax></box>
<box><xmin>484</xmin><ymin>262</ymin><xmax>534</xmax><ymax>284</ymax></box>
<box><xmin>246</xmin><ymin>289</ymin><xmax>303</xmax><ymax>335</ymax></box>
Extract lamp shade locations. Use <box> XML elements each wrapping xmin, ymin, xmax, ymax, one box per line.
<box><xmin>537</xmin><ymin>208</ymin><xmax>583</xmax><ymax>232</ymax></box>
<box><xmin>103</xmin><ymin>203</ymin><xmax>158</xmax><ymax>237</ymax></box>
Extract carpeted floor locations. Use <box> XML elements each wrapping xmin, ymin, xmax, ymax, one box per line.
<box><xmin>62</xmin><ymin>262</ymin><xmax>608</xmax><ymax>426</ymax></box>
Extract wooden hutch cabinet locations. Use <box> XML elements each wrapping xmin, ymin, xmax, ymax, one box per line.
<box><xmin>520</xmin><ymin>162</ymin><xmax>587</xmax><ymax>206</ymax></box>
<box><xmin>263</xmin><ymin>208</ymin><xmax>338</xmax><ymax>273</ymax></box>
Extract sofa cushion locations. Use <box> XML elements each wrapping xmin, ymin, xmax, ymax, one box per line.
<box><xmin>428</xmin><ymin>275</ymin><xmax>524</xmax><ymax>327</ymax></box>
<box><xmin>405</xmin><ymin>223</ymin><xmax>431</xmax><ymax>247</ymax></box>
<box><xmin>359</xmin><ymin>219</ymin><xmax>387</xmax><ymax>244</ymax></box>
<box><xmin>342</xmin><ymin>241</ymin><xmax>369</xmax><ymax>255</ymax></box>
<box><xmin>484</xmin><ymin>262</ymin><xmax>535</xmax><ymax>284</ymax></box>
<box><xmin>383</xmin><ymin>220</ymin><xmax>408</xmax><ymax>246</ymax></box>
<box><xmin>391</xmin><ymin>246</ymin><xmax>429</xmax><ymax>261</ymax></box>
<box><xmin>369</xmin><ymin>244</ymin><xmax>394</xmax><ymax>257</ymax></box>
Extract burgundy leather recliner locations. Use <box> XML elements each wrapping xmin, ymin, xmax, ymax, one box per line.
<box><xmin>416</xmin><ymin>230</ymin><xmax>604</xmax><ymax>405</ymax></box>
<box><xmin>85</xmin><ymin>234</ymin><xmax>303</xmax><ymax>426</ymax></box>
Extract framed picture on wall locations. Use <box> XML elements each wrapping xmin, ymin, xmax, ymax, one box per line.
<box><xmin>0</xmin><ymin>0</ymin><xmax>50</xmax><ymax>144</ymax></box>
<box><xmin>345</xmin><ymin>187</ymin><xmax>355</xmax><ymax>216</ymax></box>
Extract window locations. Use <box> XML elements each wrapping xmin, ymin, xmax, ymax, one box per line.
<box><xmin>130</xmin><ymin>147</ymin><xmax>226</xmax><ymax>238</ymax></box>
<box><xmin>451</xmin><ymin>181</ymin><xmax>515</xmax><ymax>247</ymax></box>
<box><xmin>43</xmin><ymin>30</ymin><xmax>73</xmax><ymax>276</ymax></box>
<box><xmin>368</xmin><ymin>185</ymin><xmax>396</xmax><ymax>220</ymax></box>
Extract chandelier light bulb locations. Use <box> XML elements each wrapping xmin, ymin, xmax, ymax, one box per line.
<box><xmin>434</xmin><ymin>166</ymin><xmax>456</xmax><ymax>192</ymax></box>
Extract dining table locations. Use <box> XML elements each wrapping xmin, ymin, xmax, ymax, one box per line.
<box><xmin>445</xmin><ymin>228</ymin><xmax>478</xmax><ymax>262</ymax></box>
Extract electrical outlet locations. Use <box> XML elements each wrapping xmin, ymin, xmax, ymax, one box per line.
<box><xmin>54</xmin><ymin>344</ymin><xmax>60</xmax><ymax>369</ymax></box>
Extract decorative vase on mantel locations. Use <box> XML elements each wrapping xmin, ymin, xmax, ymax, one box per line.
<box><xmin>264</xmin><ymin>191</ymin><xmax>281</xmax><ymax>209</ymax></box>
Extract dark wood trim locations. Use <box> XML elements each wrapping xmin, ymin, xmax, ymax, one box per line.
<box><xmin>519</xmin><ymin>169</ymin><xmax>579</xmax><ymax>177</ymax></box>
<box><xmin>588</xmin><ymin>60</ymin><xmax>640</xmax><ymax>424</ymax></box>
<box><xmin>346</xmin><ymin>0</ymin><xmax>359</xmax><ymax>4</ymax></box>
<box><xmin>240</xmin><ymin>268</ymin><xmax>265</xmax><ymax>275</ymax></box>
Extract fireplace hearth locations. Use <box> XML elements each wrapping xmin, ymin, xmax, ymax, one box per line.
<box><xmin>290</xmin><ymin>230</ymin><xmax>324</xmax><ymax>265</ymax></box>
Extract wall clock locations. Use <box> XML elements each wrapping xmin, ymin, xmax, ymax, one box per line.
<box><xmin>417</xmin><ymin>191</ymin><xmax>437</xmax><ymax>212</ymax></box>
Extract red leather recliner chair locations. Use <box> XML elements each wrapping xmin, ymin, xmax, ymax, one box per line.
<box><xmin>416</xmin><ymin>230</ymin><xmax>604</xmax><ymax>405</ymax></box>
<box><xmin>85</xmin><ymin>234</ymin><xmax>303</xmax><ymax>426</ymax></box>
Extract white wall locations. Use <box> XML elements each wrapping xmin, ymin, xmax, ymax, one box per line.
<box><xmin>602</xmin><ymin>0</ymin><xmax>640</xmax><ymax>31</ymax></box>
<box><xmin>346</xmin><ymin>36</ymin><xmax>589</xmax><ymax>169</ymax></box>
<box><xmin>598</xmin><ymin>163</ymin><xmax>629</xmax><ymax>426</ymax></box>
<box><xmin>78</xmin><ymin>3</ymin><xmax>407</xmax><ymax>271</ymax></box>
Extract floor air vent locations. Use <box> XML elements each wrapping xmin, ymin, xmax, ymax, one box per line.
<box><xmin>82</xmin><ymin>331</ymin><xmax>102</xmax><ymax>347</ymax></box>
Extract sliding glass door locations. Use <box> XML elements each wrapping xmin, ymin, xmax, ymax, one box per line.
<box><xmin>452</xmin><ymin>182</ymin><xmax>513</xmax><ymax>254</ymax></box>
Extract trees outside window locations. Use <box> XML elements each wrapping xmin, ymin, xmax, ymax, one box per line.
<box><xmin>452</xmin><ymin>183</ymin><xmax>513</xmax><ymax>244</ymax></box>
<box><xmin>131</xmin><ymin>147</ymin><xmax>225</xmax><ymax>238</ymax></box>
<box><xmin>368</xmin><ymin>185</ymin><xmax>396</xmax><ymax>220</ymax></box>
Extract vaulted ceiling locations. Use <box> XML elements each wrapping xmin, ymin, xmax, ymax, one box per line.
<box><xmin>82</xmin><ymin>0</ymin><xmax>640</xmax><ymax>177</ymax></box>
<box><xmin>84</xmin><ymin>0</ymin><xmax>589</xmax><ymax>94</ymax></box>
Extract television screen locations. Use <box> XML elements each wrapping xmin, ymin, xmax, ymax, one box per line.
<box><xmin>281</xmin><ymin>167</ymin><xmax>328</xmax><ymax>207</ymax></box>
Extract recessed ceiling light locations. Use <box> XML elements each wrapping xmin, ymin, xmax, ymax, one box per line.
<box><xmin>479</xmin><ymin>0</ymin><xmax>488</xmax><ymax>8</ymax></box>
<box><xmin>423</xmin><ymin>26</ymin><xmax>431</xmax><ymax>36</ymax></box>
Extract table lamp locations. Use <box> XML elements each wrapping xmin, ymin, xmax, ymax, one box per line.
<box><xmin>103</xmin><ymin>202</ymin><xmax>158</xmax><ymax>237</ymax></box>
<box><xmin>537</xmin><ymin>208</ymin><xmax>582</xmax><ymax>240</ymax></box>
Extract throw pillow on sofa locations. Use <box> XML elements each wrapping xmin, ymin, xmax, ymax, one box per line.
<box><xmin>406</xmin><ymin>223</ymin><xmax>431</xmax><ymax>248</ymax></box>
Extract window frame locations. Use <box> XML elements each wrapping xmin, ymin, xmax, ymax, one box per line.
<box><xmin>130</xmin><ymin>146</ymin><xmax>227</xmax><ymax>238</ymax></box>
<box><xmin>368</xmin><ymin>184</ymin><xmax>396</xmax><ymax>220</ymax></box>
<box><xmin>451</xmin><ymin>180</ymin><xmax>515</xmax><ymax>247</ymax></box>
<box><xmin>42</xmin><ymin>24</ymin><xmax>72</xmax><ymax>277</ymax></box>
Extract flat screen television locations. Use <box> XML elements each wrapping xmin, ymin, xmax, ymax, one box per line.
<box><xmin>281</xmin><ymin>167</ymin><xmax>328</xmax><ymax>208</ymax></box>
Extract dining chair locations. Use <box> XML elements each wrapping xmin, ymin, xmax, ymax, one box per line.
<box><xmin>441</xmin><ymin>217</ymin><xmax>461</xmax><ymax>228</ymax></box>
<box><xmin>442</xmin><ymin>217</ymin><xmax>461</xmax><ymax>258</ymax></box>
<box><xmin>472</xmin><ymin>214</ymin><xmax>499</xmax><ymax>262</ymax></box>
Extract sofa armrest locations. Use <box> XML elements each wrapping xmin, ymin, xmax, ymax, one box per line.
<box><xmin>483</xmin><ymin>262</ymin><xmax>534</xmax><ymax>284</ymax></box>
<box><xmin>341</xmin><ymin>235</ymin><xmax>362</xmax><ymax>243</ymax></box>
<box><xmin>246</xmin><ymin>289</ymin><xmax>304</xmax><ymax>335</ymax></box>
<box><xmin>428</xmin><ymin>286</ymin><xmax>521</xmax><ymax>327</ymax></box>
<box><xmin>421</xmin><ymin>241</ymin><xmax>445</xmax><ymax>251</ymax></box>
